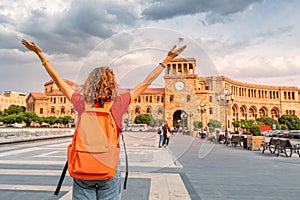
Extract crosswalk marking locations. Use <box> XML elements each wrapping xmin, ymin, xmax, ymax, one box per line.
<box><xmin>34</xmin><ymin>150</ymin><xmax>66</xmax><ymax>158</ymax></box>
<box><xmin>0</xmin><ymin>147</ymin><xmax>42</xmax><ymax>157</ymax></box>
<box><xmin>0</xmin><ymin>137</ymin><xmax>191</xmax><ymax>199</ymax></box>
<box><xmin>0</xmin><ymin>170</ymin><xmax>191</xmax><ymax>200</ymax></box>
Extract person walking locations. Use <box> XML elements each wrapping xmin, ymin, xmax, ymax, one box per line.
<box><xmin>158</xmin><ymin>124</ymin><xmax>164</xmax><ymax>148</ymax></box>
<box><xmin>162</xmin><ymin>122</ymin><xmax>172</xmax><ymax>147</ymax></box>
<box><xmin>21</xmin><ymin>39</ymin><xmax>186</xmax><ymax>200</ymax></box>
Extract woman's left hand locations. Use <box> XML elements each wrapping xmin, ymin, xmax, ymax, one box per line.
<box><xmin>164</xmin><ymin>45</ymin><xmax>187</xmax><ymax>63</ymax></box>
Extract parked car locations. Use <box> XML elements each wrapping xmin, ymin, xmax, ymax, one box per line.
<box><xmin>287</xmin><ymin>130</ymin><xmax>300</xmax><ymax>139</ymax></box>
<box><xmin>0</xmin><ymin>123</ymin><xmax>7</xmax><ymax>128</ymax></box>
<box><xmin>12</xmin><ymin>123</ymin><xmax>25</xmax><ymax>128</ymax></box>
<box><xmin>275</xmin><ymin>130</ymin><xmax>289</xmax><ymax>138</ymax></box>
<box><xmin>261</xmin><ymin>130</ymin><xmax>280</xmax><ymax>137</ymax></box>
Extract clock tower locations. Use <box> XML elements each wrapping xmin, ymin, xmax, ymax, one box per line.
<box><xmin>164</xmin><ymin>57</ymin><xmax>206</xmax><ymax>129</ymax></box>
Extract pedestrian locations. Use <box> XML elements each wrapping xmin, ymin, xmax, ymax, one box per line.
<box><xmin>162</xmin><ymin>122</ymin><xmax>172</xmax><ymax>147</ymax></box>
<box><xmin>179</xmin><ymin>126</ymin><xmax>183</xmax><ymax>134</ymax></box>
<box><xmin>21</xmin><ymin>39</ymin><xmax>186</xmax><ymax>200</ymax></box>
<box><xmin>158</xmin><ymin>124</ymin><xmax>164</xmax><ymax>148</ymax></box>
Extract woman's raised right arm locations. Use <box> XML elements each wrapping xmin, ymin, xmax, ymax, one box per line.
<box><xmin>21</xmin><ymin>39</ymin><xmax>74</xmax><ymax>101</ymax></box>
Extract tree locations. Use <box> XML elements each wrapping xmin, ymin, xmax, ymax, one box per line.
<box><xmin>2</xmin><ymin>114</ymin><xmax>17</xmax><ymax>124</ymax></box>
<box><xmin>22</xmin><ymin>112</ymin><xmax>39</xmax><ymax>126</ymax></box>
<box><xmin>60</xmin><ymin>116</ymin><xmax>73</xmax><ymax>125</ymax></box>
<box><xmin>134</xmin><ymin>114</ymin><xmax>154</xmax><ymax>125</ymax></box>
<box><xmin>4</xmin><ymin>105</ymin><xmax>25</xmax><ymax>115</ymax></box>
<box><xmin>250</xmin><ymin>125</ymin><xmax>261</xmax><ymax>136</ymax></box>
<box><xmin>278</xmin><ymin>114</ymin><xmax>300</xmax><ymax>130</ymax></box>
<box><xmin>280</xmin><ymin>124</ymin><xmax>288</xmax><ymax>130</ymax></box>
<box><xmin>193</xmin><ymin>121</ymin><xmax>202</xmax><ymax>130</ymax></box>
<box><xmin>156</xmin><ymin>118</ymin><xmax>165</xmax><ymax>126</ymax></box>
<box><xmin>44</xmin><ymin>116</ymin><xmax>57</xmax><ymax>126</ymax></box>
<box><xmin>207</xmin><ymin>119</ymin><xmax>221</xmax><ymax>132</ymax></box>
<box><xmin>256</xmin><ymin>117</ymin><xmax>279</xmax><ymax>128</ymax></box>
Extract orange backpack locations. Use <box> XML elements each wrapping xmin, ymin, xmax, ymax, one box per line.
<box><xmin>55</xmin><ymin>101</ymin><xmax>128</xmax><ymax>195</ymax></box>
<box><xmin>67</xmin><ymin>102</ymin><xmax>120</xmax><ymax>180</ymax></box>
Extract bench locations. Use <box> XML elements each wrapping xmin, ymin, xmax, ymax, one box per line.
<box><xmin>230</xmin><ymin>135</ymin><xmax>243</xmax><ymax>147</ymax></box>
<box><xmin>217</xmin><ymin>135</ymin><xmax>226</xmax><ymax>144</ymax></box>
<box><xmin>261</xmin><ymin>138</ymin><xmax>300</xmax><ymax>157</ymax></box>
<box><xmin>275</xmin><ymin>139</ymin><xmax>292</xmax><ymax>157</ymax></box>
<box><xmin>262</xmin><ymin>138</ymin><xmax>278</xmax><ymax>154</ymax></box>
<box><xmin>292</xmin><ymin>144</ymin><xmax>300</xmax><ymax>157</ymax></box>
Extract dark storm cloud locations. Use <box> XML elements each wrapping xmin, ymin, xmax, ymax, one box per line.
<box><xmin>9</xmin><ymin>0</ymin><xmax>140</xmax><ymax>57</ymax></box>
<box><xmin>142</xmin><ymin>0</ymin><xmax>263</xmax><ymax>23</ymax></box>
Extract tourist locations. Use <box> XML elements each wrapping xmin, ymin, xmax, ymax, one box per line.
<box><xmin>21</xmin><ymin>39</ymin><xmax>186</xmax><ymax>200</ymax></box>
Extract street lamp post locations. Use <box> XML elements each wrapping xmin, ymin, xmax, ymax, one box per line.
<box><xmin>189</xmin><ymin>110</ymin><xmax>194</xmax><ymax>135</ymax></box>
<box><xmin>217</xmin><ymin>89</ymin><xmax>234</xmax><ymax>145</ymax></box>
<box><xmin>197</xmin><ymin>102</ymin><xmax>207</xmax><ymax>138</ymax></box>
<box><xmin>180</xmin><ymin>112</ymin><xmax>187</xmax><ymax>134</ymax></box>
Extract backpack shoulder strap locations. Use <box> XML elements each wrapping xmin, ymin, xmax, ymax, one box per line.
<box><xmin>54</xmin><ymin>161</ymin><xmax>68</xmax><ymax>195</ymax></box>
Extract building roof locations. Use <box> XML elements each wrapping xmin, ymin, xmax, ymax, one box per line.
<box><xmin>44</xmin><ymin>79</ymin><xmax>75</xmax><ymax>87</ymax></box>
<box><xmin>170</xmin><ymin>57</ymin><xmax>195</xmax><ymax>62</ymax></box>
<box><xmin>117</xmin><ymin>88</ymin><xmax>164</xmax><ymax>94</ymax></box>
<box><xmin>27</xmin><ymin>92</ymin><xmax>48</xmax><ymax>100</ymax></box>
<box><xmin>143</xmin><ymin>88</ymin><xmax>164</xmax><ymax>93</ymax></box>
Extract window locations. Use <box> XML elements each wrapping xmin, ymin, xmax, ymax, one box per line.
<box><xmin>61</xmin><ymin>107</ymin><xmax>65</xmax><ymax>115</ymax></box>
<box><xmin>158</xmin><ymin>108</ymin><xmax>163</xmax><ymax>115</ymax></box>
<box><xmin>135</xmin><ymin>107</ymin><xmax>140</xmax><ymax>114</ymax></box>
<box><xmin>40</xmin><ymin>108</ymin><xmax>43</xmax><ymax>114</ymax></box>
<box><xmin>170</xmin><ymin>95</ymin><xmax>174</xmax><ymax>103</ymax></box>
<box><xmin>146</xmin><ymin>107</ymin><xmax>151</xmax><ymax>113</ymax></box>
<box><xmin>187</xmin><ymin>95</ymin><xmax>190</xmax><ymax>102</ymax></box>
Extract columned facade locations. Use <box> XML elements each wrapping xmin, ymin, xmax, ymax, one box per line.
<box><xmin>127</xmin><ymin>57</ymin><xmax>300</xmax><ymax>132</ymax></box>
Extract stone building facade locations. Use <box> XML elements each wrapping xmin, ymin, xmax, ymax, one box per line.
<box><xmin>26</xmin><ymin>80</ymin><xmax>74</xmax><ymax>118</ymax></box>
<box><xmin>0</xmin><ymin>91</ymin><xmax>27</xmax><ymax>111</ymax></box>
<box><xmin>128</xmin><ymin>57</ymin><xmax>300</xmax><ymax>132</ymax></box>
<box><xmin>23</xmin><ymin>57</ymin><xmax>300</xmax><ymax>132</ymax></box>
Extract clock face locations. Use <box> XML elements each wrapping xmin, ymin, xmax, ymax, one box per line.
<box><xmin>175</xmin><ymin>81</ymin><xmax>184</xmax><ymax>90</ymax></box>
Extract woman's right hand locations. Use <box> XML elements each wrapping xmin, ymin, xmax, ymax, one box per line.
<box><xmin>163</xmin><ymin>45</ymin><xmax>187</xmax><ymax>63</ymax></box>
<box><xmin>21</xmin><ymin>39</ymin><xmax>43</xmax><ymax>55</ymax></box>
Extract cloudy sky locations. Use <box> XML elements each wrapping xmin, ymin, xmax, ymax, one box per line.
<box><xmin>1</xmin><ymin>0</ymin><xmax>300</xmax><ymax>94</ymax></box>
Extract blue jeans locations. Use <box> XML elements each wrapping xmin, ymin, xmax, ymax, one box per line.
<box><xmin>159</xmin><ymin>134</ymin><xmax>164</xmax><ymax>147</ymax></box>
<box><xmin>72</xmin><ymin>169</ymin><xmax>121</xmax><ymax>200</ymax></box>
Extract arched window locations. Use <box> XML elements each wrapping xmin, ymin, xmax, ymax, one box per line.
<box><xmin>135</xmin><ymin>107</ymin><xmax>140</xmax><ymax>114</ymax></box>
<box><xmin>146</xmin><ymin>107</ymin><xmax>151</xmax><ymax>113</ymax></box>
<box><xmin>187</xmin><ymin>95</ymin><xmax>190</xmax><ymax>102</ymax></box>
<box><xmin>158</xmin><ymin>108</ymin><xmax>163</xmax><ymax>115</ymax></box>
<box><xmin>170</xmin><ymin>95</ymin><xmax>174</xmax><ymax>103</ymax></box>
<box><xmin>61</xmin><ymin>107</ymin><xmax>65</xmax><ymax>115</ymax></box>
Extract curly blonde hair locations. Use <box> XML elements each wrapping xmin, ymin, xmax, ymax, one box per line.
<box><xmin>81</xmin><ymin>67</ymin><xmax>117</xmax><ymax>106</ymax></box>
